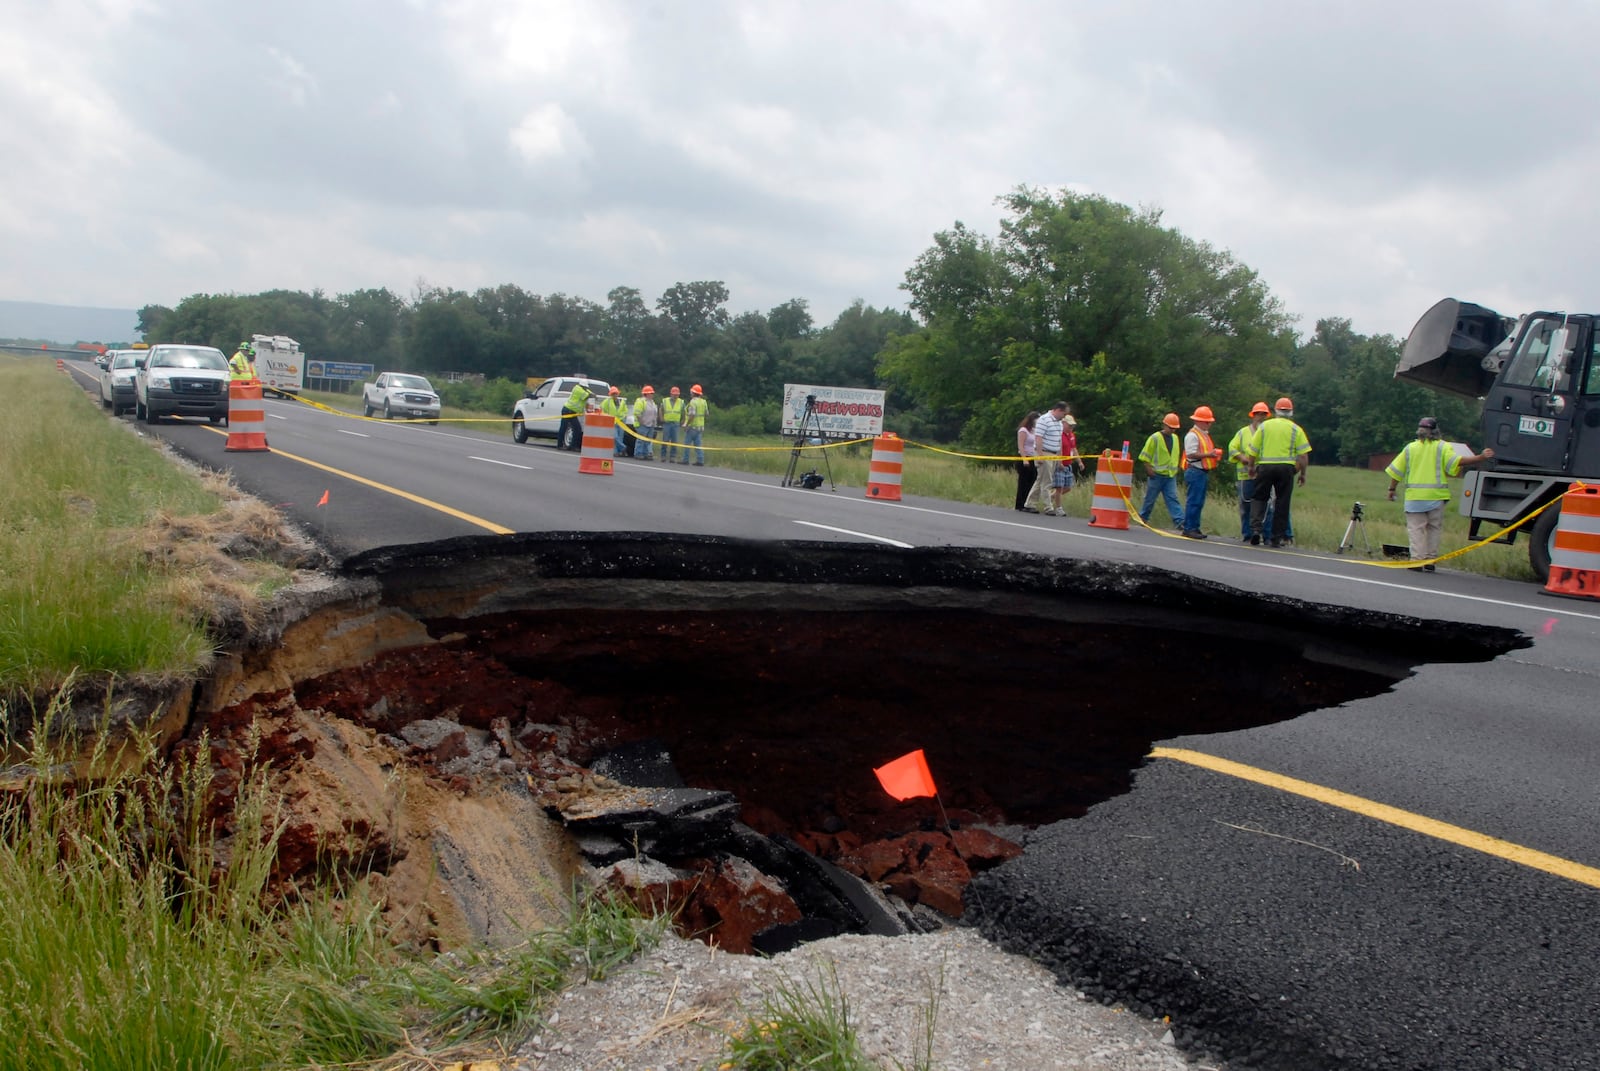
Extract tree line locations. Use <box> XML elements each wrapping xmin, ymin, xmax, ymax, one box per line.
<box><xmin>137</xmin><ymin>186</ymin><xmax>1477</xmax><ymax>462</ymax></box>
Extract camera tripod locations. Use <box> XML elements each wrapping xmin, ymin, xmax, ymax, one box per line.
<box><xmin>782</xmin><ymin>395</ymin><xmax>836</xmax><ymax>491</ymax></box>
<box><xmin>1337</xmin><ymin>501</ymin><xmax>1372</xmax><ymax>555</ymax></box>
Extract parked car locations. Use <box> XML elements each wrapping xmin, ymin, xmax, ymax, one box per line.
<box><xmin>99</xmin><ymin>349</ymin><xmax>144</xmax><ymax>416</ymax></box>
<box><xmin>135</xmin><ymin>344</ymin><xmax>231</xmax><ymax>424</ymax></box>
<box><xmin>512</xmin><ymin>376</ymin><xmax>611</xmax><ymax>449</ymax></box>
<box><xmin>363</xmin><ymin>372</ymin><xmax>441</xmax><ymax>423</ymax></box>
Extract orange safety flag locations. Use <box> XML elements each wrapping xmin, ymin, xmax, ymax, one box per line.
<box><xmin>873</xmin><ymin>748</ymin><xmax>936</xmax><ymax>801</ymax></box>
<box><xmin>316</xmin><ymin>489</ymin><xmax>329</xmax><ymax>507</ymax></box>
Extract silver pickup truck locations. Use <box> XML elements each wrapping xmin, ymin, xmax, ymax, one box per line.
<box><xmin>363</xmin><ymin>372</ymin><xmax>440</xmax><ymax>423</ymax></box>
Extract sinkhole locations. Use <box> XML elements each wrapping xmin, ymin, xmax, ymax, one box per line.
<box><xmin>112</xmin><ymin>532</ymin><xmax>1526</xmax><ymax>955</ymax></box>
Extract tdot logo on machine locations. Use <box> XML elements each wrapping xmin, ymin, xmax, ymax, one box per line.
<box><xmin>1518</xmin><ymin>415</ymin><xmax>1556</xmax><ymax>438</ymax></box>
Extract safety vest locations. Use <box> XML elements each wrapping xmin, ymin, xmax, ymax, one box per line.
<box><xmin>683</xmin><ymin>396</ymin><xmax>708</xmax><ymax>429</ymax></box>
<box><xmin>564</xmin><ymin>384</ymin><xmax>590</xmax><ymax>415</ymax></box>
<box><xmin>1188</xmin><ymin>428</ymin><xmax>1219</xmax><ymax>471</ymax></box>
<box><xmin>661</xmin><ymin>397</ymin><xmax>685</xmax><ymax>424</ymax></box>
<box><xmin>1227</xmin><ymin>424</ymin><xmax>1258</xmax><ymax>481</ymax></box>
<box><xmin>228</xmin><ymin>351</ymin><xmax>253</xmax><ymax>380</ymax></box>
<box><xmin>1137</xmin><ymin>430</ymin><xmax>1184</xmax><ymax>476</ymax></box>
<box><xmin>1384</xmin><ymin>439</ymin><xmax>1461</xmax><ymax>502</ymax></box>
<box><xmin>600</xmin><ymin>396</ymin><xmax>625</xmax><ymax>419</ymax></box>
<box><xmin>633</xmin><ymin>397</ymin><xmax>657</xmax><ymax>424</ymax></box>
<box><xmin>1247</xmin><ymin>417</ymin><xmax>1311</xmax><ymax>465</ymax></box>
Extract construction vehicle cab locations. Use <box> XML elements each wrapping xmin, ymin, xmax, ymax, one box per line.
<box><xmin>1397</xmin><ymin>298</ymin><xmax>1600</xmax><ymax>579</ymax></box>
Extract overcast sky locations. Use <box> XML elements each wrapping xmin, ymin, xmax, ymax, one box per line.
<box><xmin>5</xmin><ymin>0</ymin><xmax>1600</xmax><ymax>341</ymax></box>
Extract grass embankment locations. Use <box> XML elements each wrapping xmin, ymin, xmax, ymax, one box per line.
<box><xmin>0</xmin><ymin>710</ymin><xmax>667</xmax><ymax>1071</ymax></box>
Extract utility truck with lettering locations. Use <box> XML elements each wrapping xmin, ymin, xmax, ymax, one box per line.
<box><xmin>250</xmin><ymin>334</ymin><xmax>304</xmax><ymax>397</ymax></box>
<box><xmin>1396</xmin><ymin>298</ymin><xmax>1600</xmax><ymax>580</ymax></box>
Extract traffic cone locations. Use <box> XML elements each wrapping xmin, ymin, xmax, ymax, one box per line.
<box><xmin>866</xmin><ymin>432</ymin><xmax>903</xmax><ymax>501</ymax></box>
<box><xmin>1087</xmin><ymin>452</ymin><xmax>1133</xmax><ymax>529</ymax></box>
<box><xmin>578</xmin><ymin>411</ymin><xmax>615</xmax><ymax>475</ymax></box>
<box><xmin>1543</xmin><ymin>485</ymin><xmax>1600</xmax><ymax>600</ymax></box>
<box><xmin>224</xmin><ymin>379</ymin><xmax>269</xmax><ymax>452</ymax></box>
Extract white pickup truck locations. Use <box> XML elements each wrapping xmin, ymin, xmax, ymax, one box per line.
<box><xmin>363</xmin><ymin>372</ymin><xmax>441</xmax><ymax>423</ymax></box>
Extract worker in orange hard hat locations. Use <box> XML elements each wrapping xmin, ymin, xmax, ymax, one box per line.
<box><xmin>600</xmin><ymin>385</ymin><xmax>629</xmax><ymax>456</ymax></box>
<box><xmin>1137</xmin><ymin>413</ymin><xmax>1186</xmax><ymax>530</ymax></box>
<box><xmin>681</xmin><ymin>384</ymin><xmax>708</xmax><ymax>465</ymax></box>
<box><xmin>1228</xmin><ymin>403</ymin><xmax>1278</xmax><ymax>540</ymax></box>
<box><xmin>631</xmin><ymin>385</ymin><xmax>659</xmax><ymax>460</ymax></box>
<box><xmin>659</xmin><ymin>386</ymin><xmax>685</xmax><ymax>463</ymax></box>
<box><xmin>1180</xmin><ymin>406</ymin><xmax>1224</xmax><ymax>539</ymax></box>
<box><xmin>1244</xmin><ymin>396</ymin><xmax>1312</xmax><ymax>546</ymax></box>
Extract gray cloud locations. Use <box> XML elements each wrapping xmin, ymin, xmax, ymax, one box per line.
<box><xmin>5</xmin><ymin>0</ymin><xmax>1600</xmax><ymax>339</ymax></box>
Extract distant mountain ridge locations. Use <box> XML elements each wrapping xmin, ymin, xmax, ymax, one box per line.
<box><xmin>0</xmin><ymin>300</ymin><xmax>141</xmax><ymax>345</ymax></box>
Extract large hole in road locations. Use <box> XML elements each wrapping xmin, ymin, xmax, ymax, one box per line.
<box><xmin>245</xmin><ymin>534</ymin><xmax>1528</xmax><ymax>953</ymax></box>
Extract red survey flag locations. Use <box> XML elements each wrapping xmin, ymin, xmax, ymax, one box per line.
<box><xmin>874</xmin><ymin>749</ymin><xmax>936</xmax><ymax>801</ymax></box>
<box><xmin>316</xmin><ymin>489</ymin><xmax>329</xmax><ymax>507</ymax></box>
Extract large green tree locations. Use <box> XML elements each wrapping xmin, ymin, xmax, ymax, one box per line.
<box><xmin>882</xmin><ymin>187</ymin><xmax>1295</xmax><ymax>457</ymax></box>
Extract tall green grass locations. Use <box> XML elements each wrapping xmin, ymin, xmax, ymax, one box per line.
<box><xmin>0</xmin><ymin>696</ymin><xmax>668</xmax><ymax>1070</ymax></box>
<box><xmin>0</xmin><ymin>360</ymin><xmax>220</xmax><ymax>688</ymax></box>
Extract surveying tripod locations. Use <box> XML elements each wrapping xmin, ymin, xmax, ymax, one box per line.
<box><xmin>782</xmin><ymin>395</ymin><xmax>836</xmax><ymax>490</ymax></box>
<box><xmin>1336</xmin><ymin>500</ymin><xmax>1372</xmax><ymax>555</ymax></box>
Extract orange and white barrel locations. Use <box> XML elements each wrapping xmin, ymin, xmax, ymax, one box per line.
<box><xmin>56</xmin><ymin>358</ymin><xmax>65</xmax><ymax>373</ymax></box>
<box><xmin>1087</xmin><ymin>452</ymin><xmax>1133</xmax><ymax>529</ymax></box>
<box><xmin>224</xmin><ymin>379</ymin><xmax>270</xmax><ymax>452</ymax></box>
<box><xmin>1543</xmin><ymin>485</ymin><xmax>1600</xmax><ymax>600</ymax></box>
<box><xmin>866</xmin><ymin>432</ymin><xmax>903</xmax><ymax>501</ymax></box>
<box><xmin>578</xmin><ymin>411</ymin><xmax>616</xmax><ymax>475</ymax></box>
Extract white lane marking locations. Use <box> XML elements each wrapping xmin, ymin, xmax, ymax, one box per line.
<box><xmin>470</xmin><ymin>456</ymin><xmax>532</xmax><ymax>470</ymax></box>
<box><xmin>793</xmin><ymin>520</ymin><xmax>914</xmax><ymax>548</ymax></box>
<box><xmin>267</xmin><ymin>412</ymin><xmax>289</xmax><ymax>421</ymax></box>
<box><xmin>337</xmin><ymin>429</ymin><xmax>371</xmax><ymax>438</ymax></box>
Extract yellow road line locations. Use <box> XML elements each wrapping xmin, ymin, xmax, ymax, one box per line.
<box><xmin>201</xmin><ymin>429</ymin><xmax>513</xmax><ymax>534</ymax></box>
<box><xmin>1152</xmin><ymin>746</ymin><xmax>1600</xmax><ymax>889</ymax></box>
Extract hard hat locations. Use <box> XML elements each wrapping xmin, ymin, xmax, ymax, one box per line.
<box><xmin>608</xmin><ymin>386</ymin><xmax>619</xmax><ymax>395</ymax></box>
<box><xmin>691</xmin><ymin>384</ymin><xmax>703</xmax><ymax>395</ymax></box>
<box><xmin>670</xmin><ymin>386</ymin><xmax>681</xmax><ymax>396</ymax></box>
<box><xmin>641</xmin><ymin>385</ymin><xmax>654</xmax><ymax>395</ymax></box>
<box><xmin>1162</xmin><ymin>412</ymin><xmax>1181</xmax><ymax>429</ymax></box>
<box><xmin>1191</xmin><ymin>406</ymin><xmax>1215</xmax><ymax>422</ymax></box>
<box><xmin>1250</xmin><ymin>401</ymin><xmax>1271</xmax><ymax>416</ymax></box>
<box><xmin>1275</xmin><ymin>396</ymin><xmax>1294</xmax><ymax>411</ymax></box>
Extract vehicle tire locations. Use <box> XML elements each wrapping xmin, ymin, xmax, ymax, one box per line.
<box><xmin>383</xmin><ymin>401</ymin><xmax>392</xmax><ymax>420</ymax></box>
<box><xmin>363</xmin><ymin>402</ymin><xmax>374</xmax><ymax>418</ymax></box>
<box><xmin>558</xmin><ymin>421</ymin><xmax>575</xmax><ymax>451</ymax></box>
<box><xmin>101</xmin><ymin>394</ymin><xmax>111</xmax><ymax>409</ymax></box>
<box><xmin>209</xmin><ymin>414</ymin><xmax>224</xmax><ymax>425</ymax></box>
<box><xmin>1529</xmin><ymin>500</ymin><xmax>1561</xmax><ymax>583</ymax></box>
<box><xmin>512</xmin><ymin>417</ymin><xmax>528</xmax><ymax>444</ymax></box>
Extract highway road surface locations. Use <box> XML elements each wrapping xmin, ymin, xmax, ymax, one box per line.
<box><xmin>68</xmin><ymin>360</ymin><xmax>1600</xmax><ymax>1069</ymax></box>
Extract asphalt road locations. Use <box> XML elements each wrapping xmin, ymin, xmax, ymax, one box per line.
<box><xmin>68</xmin><ymin>361</ymin><xmax>1600</xmax><ymax>1069</ymax></box>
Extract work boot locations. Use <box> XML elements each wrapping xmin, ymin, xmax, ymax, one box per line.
<box><xmin>1182</xmin><ymin>529</ymin><xmax>1207</xmax><ymax>540</ymax></box>
<box><xmin>1249</xmin><ymin>533</ymin><xmax>1261</xmax><ymax>546</ymax></box>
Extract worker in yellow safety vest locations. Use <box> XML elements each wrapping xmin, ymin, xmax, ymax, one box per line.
<box><xmin>632</xmin><ymin>386</ymin><xmax>659</xmax><ymax>460</ymax></box>
<box><xmin>659</xmin><ymin>387</ymin><xmax>685</xmax><ymax>464</ymax></box>
<box><xmin>680</xmin><ymin>384</ymin><xmax>708</xmax><ymax>466</ymax></box>
<box><xmin>560</xmin><ymin>381</ymin><xmax>592</xmax><ymax>452</ymax></box>
<box><xmin>228</xmin><ymin>341</ymin><xmax>255</xmax><ymax>380</ymax></box>
<box><xmin>1385</xmin><ymin>416</ymin><xmax>1493</xmax><ymax>571</ymax></box>
<box><xmin>1137</xmin><ymin>413</ymin><xmax>1186</xmax><ymax>529</ymax></box>
<box><xmin>1244</xmin><ymin>397</ymin><xmax>1312</xmax><ymax>547</ymax></box>
<box><xmin>600</xmin><ymin>386</ymin><xmax>628</xmax><ymax>457</ymax></box>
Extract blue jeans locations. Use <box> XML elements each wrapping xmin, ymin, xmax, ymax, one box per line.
<box><xmin>660</xmin><ymin>422</ymin><xmax>679</xmax><ymax>462</ymax></box>
<box><xmin>682</xmin><ymin>425</ymin><xmax>704</xmax><ymax>464</ymax></box>
<box><xmin>613</xmin><ymin>421</ymin><xmax>628</xmax><ymax>455</ymax></box>
<box><xmin>1182</xmin><ymin>467</ymin><xmax>1209</xmax><ymax>532</ymax></box>
<box><xmin>1139</xmin><ymin>474</ymin><xmax>1182</xmax><ymax>528</ymax></box>
<box><xmin>636</xmin><ymin>425</ymin><xmax>655</xmax><ymax>459</ymax></box>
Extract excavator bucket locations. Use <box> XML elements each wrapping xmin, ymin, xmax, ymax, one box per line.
<box><xmin>1395</xmin><ymin>298</ymin><xmax>1511</xmax><ymax>399</ymax></box>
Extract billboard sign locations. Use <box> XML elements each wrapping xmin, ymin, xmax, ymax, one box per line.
<box><xmin>781</xmin><ymin>383</ymin><xmax>886</xmax><ymax>439</ymax></box>
<box><xmin>307</xmin><ymin>360</ymin><xmax>375</xmax><ymax>382</ymax></box>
